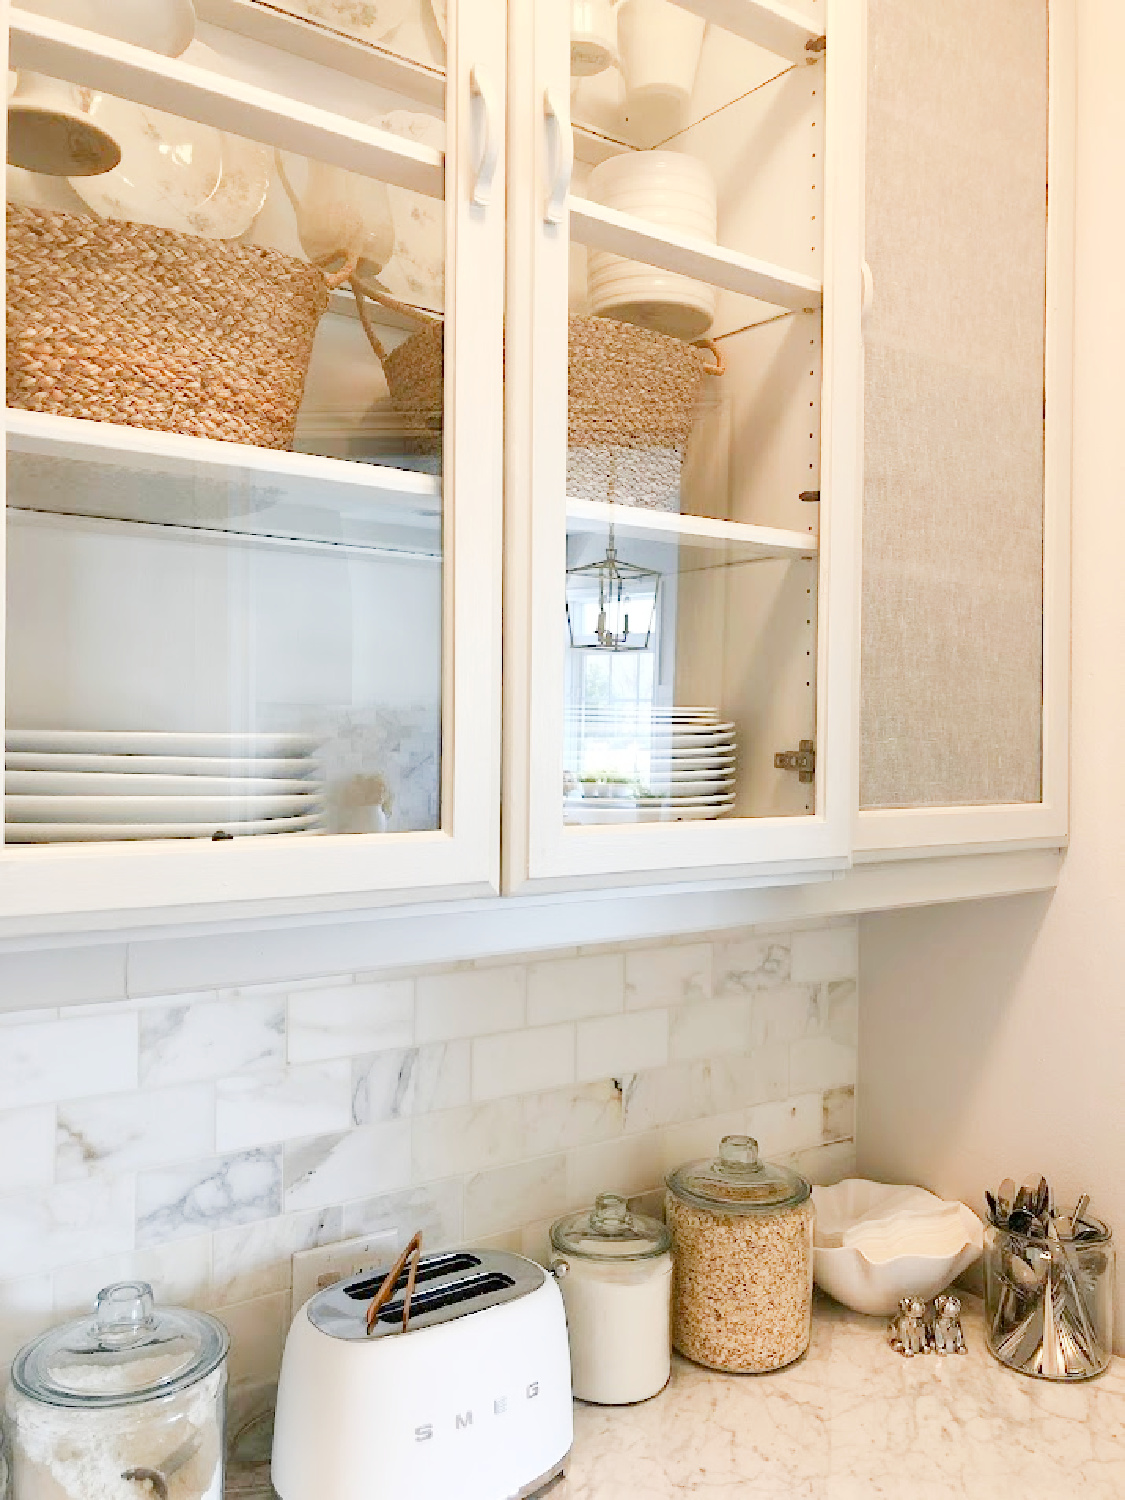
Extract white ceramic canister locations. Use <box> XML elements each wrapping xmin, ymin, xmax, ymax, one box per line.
<box><xmin>549</xmin><ymin>1194</ymin><xmax>673</xmax><ymax>1405</ymax></box>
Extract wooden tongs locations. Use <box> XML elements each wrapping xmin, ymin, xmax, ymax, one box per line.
<box><xmin>365</xmin><ymin>1231</ymin><xmax>424</xmax><ymax>1337</ymax></box>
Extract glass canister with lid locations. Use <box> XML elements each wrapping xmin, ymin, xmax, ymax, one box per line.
<box><xmin>666</xmin><ymin>1134</ymin><xmax>814</xmax><ymax>1373</ymax></box>
<box><xmin>4</xmin><ymin>1281</ymin><xmax>229</xmax><ymax>1500</ymax></box>
<box><xmin>549</xmin><ymin>1193</ymin><xmax>673</xmax><ymax>1404</ymax></box>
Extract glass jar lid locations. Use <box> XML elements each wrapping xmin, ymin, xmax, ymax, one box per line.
<box><xmin>666</xmin><ymin>1135</ymin><xmax>811</xmax><ymax>1214</ymax></box>
<box><xmin>12</xmin><ymin>1282</ymin><xmax>229</xmax><ymax>1410</ymax></box>
<box><xmin>550</xmin><ymin>1193</ymin><xmax>672</xmax><ymax>1260</ymax></box>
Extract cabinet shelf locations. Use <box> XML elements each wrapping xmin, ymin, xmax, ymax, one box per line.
<box><xmin>566</xmin><ymin>497</ymin><xmax>816</xmax><ymax>562</ymax></box>
<box><xmin>5</xmin><ymin>410</ymin><xmax>442</xmax><ymax>557</ymax></box>
<box><xmin>194</xmin><ymin>0</ymin><xmax>445</xmax><ymax>113</ymax></box>
<box><xmin>8</xmin><ymin>8</ymin><xmax>444</xmax><ymax>197</ymax></box>
<box><xmin>568</xmin><ymin>198</ymin><xmax>822</xmax><ymax>312</ymax></box>
<box><xmin>669</xmin><ymin>0</ymin><xmax>824</xmax><ymax>63</ymax></box>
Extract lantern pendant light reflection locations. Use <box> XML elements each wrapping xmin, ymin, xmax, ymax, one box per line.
<box><xmin>566</xmin><ymin>528</ymin><xmax>661</xmax><ymax>652</ymax></box>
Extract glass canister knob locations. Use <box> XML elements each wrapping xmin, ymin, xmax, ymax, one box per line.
<box><xmin>591</xmin><ymin>1193</ymin><xmax>632</xmax><ymax>1232</ymax></box>
<box><xmin>719</xmin><ymin>1135</ymin><xmax>760</xmax><ymax>1170</ymax></box>
<box><xmin>94</xmin><ymin>1282</ymin><xmax>157</xmax><ymax>1346</ymax></box>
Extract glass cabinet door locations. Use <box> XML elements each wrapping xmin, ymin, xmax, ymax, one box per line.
<box><xmin>2</xmin><ymin>0</ymin><xmax>504</xmax><ymax>922</ymax></box>
<box><xmin>505</xmin><ymin>0</ymin><xmax>864</xmax><ymax>889</ymax></box>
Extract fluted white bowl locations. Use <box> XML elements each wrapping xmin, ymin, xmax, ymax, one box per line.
<box><xmin>812</xmin><ymin>1179</ymin><xmax>984</xmax><ymax>1317</ymax></box>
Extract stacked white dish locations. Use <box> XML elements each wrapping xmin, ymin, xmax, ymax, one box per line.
<box><xmin>5</xmin><ymin>730</ymin><xmax>324</xmax><ymax>842</ymax></box>
<box><xmin>586</xmin><ymin>151</ymin><xmax>717</xmax><ymax>339</ymax></box>
<box><xmin>565</xmin><ymin>706</ymin><xmax>735</xmax><ymax>823</ymax></box>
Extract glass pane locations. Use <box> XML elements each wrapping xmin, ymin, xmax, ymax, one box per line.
<box><xmin>564</xmin><ymin>2</ymin><xmax>823</xmax><ymax>827</ymax></box>
<box><xmin>860</xmin><ymin>0</ymin><xmax>1046</xmax><ymax>809</ymax></box>
<box><xmin>5</xmin><ymin>9</ymin><xmax>447</xmax><ymax>844</ymax></box>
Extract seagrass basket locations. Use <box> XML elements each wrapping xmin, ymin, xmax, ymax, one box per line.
<box><xmin>6</xmin><ymin>205</ymin><xmax>329</xmax><ymax>450</ymax></box>
<box><xmin>355</xmin><ymin>296</ymin><xmax>723</xmax><ymax>509</ymax></box>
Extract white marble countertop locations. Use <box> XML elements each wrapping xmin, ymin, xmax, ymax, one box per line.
<box><xmin>554</xmin><ymin>1294</ymin><xmax>1125</xmax><ymax>1500</ymax></box>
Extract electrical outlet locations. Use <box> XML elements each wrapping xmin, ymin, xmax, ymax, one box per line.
<box><xmin>291</xmin><ymin>1230</ymin><xmax>399</xmax><ymax>1320</ymax></box>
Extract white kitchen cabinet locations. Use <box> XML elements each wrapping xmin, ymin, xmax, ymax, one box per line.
<box><xmin>0</xmin><ymin>0</ymin><xmax>1073</xmax><ymax>935</ymax></box>
<box><xmin>2</xmin><ymin>0</ymin><xmax>506</xmax><ymax>922</ymax></box>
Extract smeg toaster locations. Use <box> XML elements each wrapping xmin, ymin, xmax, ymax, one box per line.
<box><xmin>271</xmin><ymin>1247</ymin><xmax>573</xmax><ymax>1500</ymax></box>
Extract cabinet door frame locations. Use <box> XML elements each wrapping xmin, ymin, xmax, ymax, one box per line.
<box><xmin>0</xmin><ymin>0</ymin><xmax>506</xmax><ymax>931</ymax></box>
<box><xmin>503</xmin><ymin>0</ymin><xmax>867</xmax><ymax>895</ymax></box>
<box><xmin>854</xmin><ymin>0</ymin><xmax>1074</xmax><ymax>861</ymax></box>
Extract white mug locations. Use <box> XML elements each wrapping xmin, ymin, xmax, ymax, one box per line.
<box><xmin>277</xmin><ymin>158</ymin><xmax>395</xmax><ymax>281</ymax></box>
<box><xmin>617</xmin><ymin>0</ymin><xmax>705</xmax><ymax>136</ymax></box>
<box><xmin>571</xmin><ymin>0</ymin><xmax>621</xmax><ymax>77</ymax></box>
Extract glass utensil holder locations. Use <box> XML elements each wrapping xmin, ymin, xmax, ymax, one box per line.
<box><xmin>983</xmin><ymin>1221</ymin><xmax>1114</xmax><ymax>1380</ymax></box>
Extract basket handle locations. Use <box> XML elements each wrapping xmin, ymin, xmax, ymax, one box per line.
<box><xmin>694</xmin><ymin>338</ymin><xmax>725</xmax><ymax>376</ymax></box>
<box><xmin>365</xmin><ymin>1231</ymin><xmax>424</xmax><ymax>1337</ymax></box>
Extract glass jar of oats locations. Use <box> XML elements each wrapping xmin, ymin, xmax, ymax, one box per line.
<box><xmin>666</xmin><ymin>1134</ymin><xmax>814</xmax><ymax>1373</ymax></box>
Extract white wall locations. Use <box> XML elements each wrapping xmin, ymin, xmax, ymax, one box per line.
<box><xmin>857</xmin><ymin>0</ymin><xmax>1125</xmax><ymax>1348</ymax></box>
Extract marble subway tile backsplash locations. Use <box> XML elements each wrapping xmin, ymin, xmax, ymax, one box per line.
<box><xmin>0</xmin><ymin>920</ymin><xmax>858</xmax><ymax>1390</ymax></box>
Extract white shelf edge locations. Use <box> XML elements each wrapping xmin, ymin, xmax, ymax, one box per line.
<box><xmin>568</xmin><ymin>198</ymin><xmax>822</xmax><ymax>311</ymax></box>
<box><xmin>194</xmin><ymin>0</ymin><xmax>446</xmax><ymax>113</ymax></box>
<box><xmin>8</xmin><ymin>9</ymin><xmax>444</xmax><ymax>198</ymax></box>
<box><xmin>566</xmin><ymin>497</ymin><xmax>816</xmax><ymax>557</ymax></box>
<box><xmin>670</xmin><ymin>0</ymin><xmax>823</xmax><ymax>63</ymax></box>
<box><xmin>5</xmin><ymin>409</ymin><xmax>441</xmax><ymax>511</ymax></box>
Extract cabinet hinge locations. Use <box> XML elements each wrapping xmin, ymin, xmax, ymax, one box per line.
<box><xmin>774</xmin><ymin>740</ymin><xmax>816</xmax><ymax>783</ymax></box>
<box><xmin>805</xmin><ymin>35</ymin><xmax>827</xmax><ymax>56</ymax></box>
<box><xmin>799</xmin><ymin>490</ymin><xmax>820</xmax><ymax>503</ymax></box>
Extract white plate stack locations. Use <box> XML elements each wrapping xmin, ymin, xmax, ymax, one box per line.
<box><xmin>565</xmin><ymin>706</ymin><xmax>736</xmax><ymax>823</ymax></box>
<box><xmin>585</xmin><ymin>152</ymin><xmax>717</xmax><ymax>340</ymax></box>
<box><xmin>5</xmin><ymin>731</ymin><xmax>325</xmax><ymax>843</ymax></box>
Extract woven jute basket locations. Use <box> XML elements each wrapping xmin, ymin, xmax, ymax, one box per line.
<box><xmin>6</xmin><ymin>205</ymin><xmax>329</xmax><ymax>450</ymax></box>
<box><xmin>354</xmin><ymin>297</ymin><xmax>723</xmax><ymax>507</ymax></box>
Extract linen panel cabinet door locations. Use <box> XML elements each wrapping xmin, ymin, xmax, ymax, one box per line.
<box><xmin>1</xmin><ymin>0</ymin><xmax>505</xmax><ymax>927</ymax></box>
<box><xmin>855</xmin><ymin>0</ymin><xmax>1072</xmax><ymax>860</ymax></box>
<box><xmin>504</xmin><ymin>0</ymin><xmax>865</xmax><ymax>893</ymax></box>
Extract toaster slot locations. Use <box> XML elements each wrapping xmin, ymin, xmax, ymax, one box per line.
<box><xmin>344</xmin><ymin>1251</ymin><xmax>483</xmax><ymax>1302</ymax></box>
<box><xmin>371</xmin><ymin>1270</ymin><xmax>515</xmax><ymax>1325</ymax></box>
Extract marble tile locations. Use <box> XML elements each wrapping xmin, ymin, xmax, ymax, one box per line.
<box><xmin>620</xmin><ymin>1064</ymin><xmax>698</xmax><ymax>1135</ymax></box>
<box><xmin>0</xmin><ymin>1273</ymin><xmax>54</xmax><ymax>1375</ymax></box>
<box><xmin>464</xmin><ymin>1155</ymin><xmax>569</xmax><ymax>1239</ymax></box>
<box><xmin>411</xmin><ymin>1099</ymin><xmax>524</xmax><ymax>1179</ymax></box>
<box><xmin>713</xmin><ymin>936</ymin><xmax>792</xmax><ymax>995</ymax></box>
<box><xmin>140</xmin><ymin>996</ymin><xmax>284</xmax><ymax>1087</ymax></box>
<box><xmin>824</xmin><ymin>977</ymin><xmax>859</xmax><ymax>1045</ymax></box>
<box><xmin>283</xmin><ymin>1121</ymin><xmax>411</xmax><ymax>1212</ymax></box>
<box><xmin>57</xmin><ymin>1086</ymin><xmax>214</xmax><ymax>1181</ymax></box>
<box><xmin>0</xmin><ymin>1013</ymin><xmax>138</xmax><ymax>1109</ymax></box>
<box><xmin>521</xmin><ymin>1080</ymin><xmax>623</xmax><ymax>1157</ymax></box>
<box><xmin>527</xmin><ymin>954</ymin><xmax>624</xmax><ymax>1024</ymax></box>
<box><xmin>351</xmin><ymin>1041</ymin><xmax>471</xmax><ymax>1123</ymax></box>
<box><xmin>0</xmin><ymin>1177</ymin><xmax>135</xmax><ymax>1279</ymax></box>
<box><xmin>213</xmin><ymin>1290</ymin><xmax>289</xmax><ymax>1387</ymax></box>
<box><xmin>751</xmin><ymin>983</ymin><xmax>824</xmax><ymax>1046</ymax></box>
<box><xmin>518</xmin><ymin>1217</ymin><xmax>555</xmax><ymax>1268</ymax></box>
<box><xmin>415</xmin><ymin>964</ymin><xmax>526</xmax><ymax>1043</ymax></box>
<box><xmin>625</xmin><ymin>944</ymin><xmax>711</xmax><ymax>1010</ymax></box>
<box><xmin>568</xmin><ymin>1133</ymin><xmax>665</xmax><ymax>1207</ymax></box>
<box><xmin>52</xmin><ymin>1233</ymin><xmax>213</xmax><ymax>1317</ymax></box>
<box><xmin>0</xmin><ymin>1105</ymin><xmax>56</xmax><ymax>1194</ymax></box>
<box><xmin>211</xmin><ymin>1207</ymin><xmax>343</xmax><ymax>1306</ymax></box>
<box><xmin>745</xmin><ymin>1093</ymin><xmax>824</xmax><ymax>1157</ymax></box>
<box><xmin>576</xmin><ymin>1011</ymin><xmax>668</xmax><ymax>1082</ymax></box>
<box><xmin>137</xmin><ymin>1148</ymin><xmax>282</xmax><ymax>1247</ymax></box>
<box><xmin>822</xmin><ymin>1085</ymin><xmax>856</xmax><ymax>1144</ymax></box>
<box><xmin>0</xmin><ymin>1007</ymin><xmax>58</xmax><ymax>1027</ymax></box>
<box><xmin>789</xmin><ymin>1139</ymin><xmax>856</xmax><ymax>1186</ymax></box>
<box><xmin>789</xmin><ymin>1035</ymin><xmax>857</xmax><ymax>1094</ymax></box>
<box><xmin>472</xmin><ymin>1023</ymin><xmax>575</xmax><ymax>1102</ymax></box>
<box><xmin>216</xmin><ymin>1063</ymin><xmax>351</xmax><ymax>1151</ymax></box>
<box><xmin>659</xmin><ymin>1111</ymin><xmax>748</xmax><ymax>1174</ymax></box>
<box><xmin>342</xmin><ymin>1179</ymin><xmax>464</xmax><ymax>1250</ymax></box>
<box><xmin>693</xmin><ymin>1048</ymin><xmax>790</xmax><ymax>1114</ymax></box>
<box><xmin>667</xmin><ymin>998</ymin><xmax>752</xmax><ymax>1062</ymax></box>
<box><xmin>790</xmin><ymin>922</ymin><xmax>858</xmax><ymax>982</ymax></box>
<box><xmin>287</xmin><ymin>980</ymin><xmax>414</xmax><ymax>1064</ymax></box>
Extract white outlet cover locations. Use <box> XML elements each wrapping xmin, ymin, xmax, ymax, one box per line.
<box><xmin>291</xmin><ymin>1230</ymin><xmax>399</xmax><ymax>1323</ymax></box>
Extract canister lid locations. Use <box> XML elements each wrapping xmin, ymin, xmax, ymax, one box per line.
<box><xmin>666</xmin><ymin>1135</ymin><xmax>811</xmax><ymax>1214</ymax></box>
<box><xmin>550</xmin><ymin>1193</ymin><xmax>672</xmax><ymax>1260</ymax></box>
<box><xmin>11</xmin><ymin>1281</ymin><xmax>229</xmax><ymax>1409</ymax></box>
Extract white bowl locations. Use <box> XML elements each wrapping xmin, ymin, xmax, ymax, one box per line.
<box><xmin>812</xmin><ymin>1179</ymin><xmax>984</xmax><ymax>1317</ymax></box>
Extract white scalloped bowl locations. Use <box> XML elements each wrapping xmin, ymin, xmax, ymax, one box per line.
<box><xmin>812</xmin><ymin>1179</ymin><xmax>984</xmax><ymax>1317</ymax></box>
